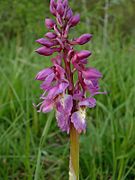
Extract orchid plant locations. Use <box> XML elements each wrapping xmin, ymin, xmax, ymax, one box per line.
<box><xmin>35</xmin><ymin>0</ymin><xmax>105</xmax><ymax>179</ymax></box>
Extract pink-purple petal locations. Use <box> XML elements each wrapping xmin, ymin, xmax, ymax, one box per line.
<box><xmin>40</xmin><ymin>73</ymin><xmax>55</xmax><ymax>90</ymax></box>
<box><xmin>71</xmin><ymin>109</ymin><xmax>86</xmax><ymax>134</ymax></box>
<box><xmin>82</xmin><ymin>68</ymin><xmax>102</xmax><ymax>79</ymax></box>
<box><xmin>56</xmin><ymin>110</ymin><xmax>70</xmax><ymax>133</ymax></box>
<box><xmin>79</xmin><ymin>97</ymin><xmax>96</xmax><ymax>108</ymax></box>
<box><xmin>35</xmin><ymin>68</ymin><xmax>53</xmax><ymax>81</ymax></box>
<box><xmin>38</xmin><ymin>99</ymin><xmax>54</xmax><ymax>113</ymax></box>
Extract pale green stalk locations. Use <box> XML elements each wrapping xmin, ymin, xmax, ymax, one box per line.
<box><xmin>69</xmin><ymin>124</ymin><xmax>79</xmax><ymax>180</ymax></box>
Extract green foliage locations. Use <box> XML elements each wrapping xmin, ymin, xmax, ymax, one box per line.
<box><xmin>0</xmin><ymin>0</ymin><xmax>50</xmax><ymax>38</ymax></box>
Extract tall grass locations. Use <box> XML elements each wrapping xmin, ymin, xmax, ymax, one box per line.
<box><xmin>0</xmin><ymin>26</ymin><xmax>135</xmax><ymax>180</ymax></box>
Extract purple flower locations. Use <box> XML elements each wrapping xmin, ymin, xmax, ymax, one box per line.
<box><xmin>34</xmin><ymin>0</ymin><xmax>105</xmax><ymax>134</ymax></box>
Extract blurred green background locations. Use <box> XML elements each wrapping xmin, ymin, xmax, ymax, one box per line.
<box><xmin>0</xmin><ymin>0</ymin><xmax>135</xmax><ymax>179</ymax></box>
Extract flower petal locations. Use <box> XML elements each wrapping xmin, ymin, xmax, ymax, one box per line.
<box><xmin>38</xmin><ymin>99</ymin><xmax>54</xmax><ymax>113</ymax></box>
<box><xmin>56</xmin><ymin>110</ymin><xmax>70</xmax><ymax>133</ymax></box>
<box><xmin>35</xmin><ymin>68</ymin><xmax>53</xmax><ymax>81</ymax></box>
<box><xmin>55</xmin><ymin>94</ymin><xmax>73</xmax><ymax>133</ymax></box>
<box><xmin>79</xmin><ymin>97</ymin><xmax>96</xmax><ymax>108</ymax></box>
<box><xmin>55</xmin><ymin>64</ymin><xmax>65</xmax><ymax>79</ymax></box>
<box><xmin>47</xmin><ymin>81</ymin><xmax>69</xmax><ymax>99</ymax></box>
<box><xmin>71</xmin><ymin>108</ymin><xmax>86</xmax><ymax>134</ymax></box>
<box><xmin>82</xmin><ymin>68</ymin><xmax>102</xmax><ymax>79</ymax></box>
<box><xmin>56</xmin><ymin>94</ymin><xmax>73</xmax><ymax>114</ymax></box>
<box><xmin>40</xmin><ymin>73</ymin><xmax>55</xmax><ymax>90</ymax></box>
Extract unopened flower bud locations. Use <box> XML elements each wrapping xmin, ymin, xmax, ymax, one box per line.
<box><xmin>50</xmin><ymin>0</ymin><xmax>57</xmax><ymax>16</ymax></box>
<box><xmin>36</xmin><ymin>38</ymin><xmax>58</xmax><ymax>47</ymax></box>
<box><xmin>63</xmin><ymin>0</ymin><xmax>68</xmax><ymax>7</ymax></box>
<box><xmin>76</xmin><ymin>34</ymin><xmax>92</xmax><ymax>45</ymax></box>
<box><xmin>66</xmin><ymin>8</ymin><xmax>73</xmax><ymax>20</ymax></box>
<box><xmin>77</xmin><ymin>50</ymin><xmax>91</xmax><ymax>59</ymax></box>
<box><xmin>51</xmin><ymin>47</ymin><xmax>62</xmax><ymax>53</ymax></box>
<box><xmin>45</xmin><ymin>18</ymin><xmax>55</xmax><ymax>29</ymax></box>
<box><xmin>57</xmin><ymin>0</ymin><xmax>63</xmax><ymax>3</ymax></box>
<box><xmin>35</xmin><ymin>47</ymin><xmax>53</xmax><ymax>56</ymax></box>
<box><xmin>45</xmin><ymin>32</ymin><xmax>57</xmax><ymax>39</ymax></box>
<box><xmin>69</xmin><ymin>14</ymin><xmax>80</xmax><ymax>27</ymax></box>
<box><xmin>57</xmin><ymin>3</ymin><xmax>64</xmax><ymax>16</ymax></box>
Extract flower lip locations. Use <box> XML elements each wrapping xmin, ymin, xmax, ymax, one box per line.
<box><xmin>71</xmin><ymin>108</ymin><xmax>86</xmax><ymax>134</ymax></box>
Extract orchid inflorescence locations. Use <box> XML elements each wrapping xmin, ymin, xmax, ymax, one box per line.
<box><xmin>35</xmin><ymin>0</ymin><xmax>105</xmax><ymax>134</ymax></box>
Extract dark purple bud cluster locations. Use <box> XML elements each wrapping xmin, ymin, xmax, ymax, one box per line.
<box><xmin>35</xmin><ymin>0</ymin><xmax>105</xmax><ymax>134</ymax></box>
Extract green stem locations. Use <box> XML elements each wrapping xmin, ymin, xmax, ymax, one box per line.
<box><xmin>69</xmin><ymin>123</ymin><xmax>79</xmax><ymax>180</ymax></box>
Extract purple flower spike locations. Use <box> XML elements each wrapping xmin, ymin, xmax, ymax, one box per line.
<box><xmin>34</xmin><ymin>0</ymin><xmax>105</xmax><ymax>134</ymax></box>
<box><xmin>45</xmin><ymin>18</ymin><xmax>55</xmax><ymax>29</ymax></box>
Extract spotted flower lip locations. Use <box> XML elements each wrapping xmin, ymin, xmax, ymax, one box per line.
<box><xmin>56</xmin><ymin>94</ymin><xmax>73</xmax><ymax>133</ymax></box>
<box><xmin>35</xmin><ymin>0</ymin><xmax>105</xmax><ymax>134</ymax></box>
<box><xmin>71</xmin><ymin>108</ymin><xmax>86</xmax><ymax>134</ymax></box>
